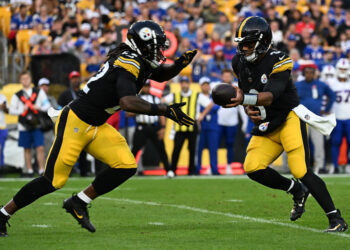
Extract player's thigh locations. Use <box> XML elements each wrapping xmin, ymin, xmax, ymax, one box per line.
<box><xmin>280</xmin><ymin>112</ymin><xmax>309</xmax><ymax>179</ymax></box>
<box><xmin>44</xmin><ymin>108</ymin><xmax>91</xmax><ymax>188</ymax></box>
<box><xmin>85</xmin><ymin>123</ymin><xmax>136</xmax><ymax>169</ymax></box>
<box><xmin>244</xmin><ymin>135</ymin><xmax>283</xmax><ymax>173</ymax></box>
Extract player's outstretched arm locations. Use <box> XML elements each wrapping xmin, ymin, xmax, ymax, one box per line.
<box><xmin>120</xmin><ymin>96</ymin><xmax>194</xmax><ymax>127</ymax></box>
<box><xmin>150</xmin><ymin>50</ymin><xmax>197</xmax><ymax>82</ymax></box>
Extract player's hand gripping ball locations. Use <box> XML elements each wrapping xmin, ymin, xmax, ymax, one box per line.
<box><xmin>212</xmin><ymin>84</ymin><xmax>237</xmax><ymax>106</ymax></box>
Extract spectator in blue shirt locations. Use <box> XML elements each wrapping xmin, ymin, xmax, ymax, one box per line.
<box><xmin>33</xmin><ymin>5</ymin><xmax>53</xmax><ymax>30</ymax></box>
<box><xmin>303</xmin><ymin>34</ymin><xmax>324</xmax><ymax>65</ymax></box>
<box><xmin>172</xmin><ymin>8</ymin><xmax>188</xmax><ymax>35</ymax></box>
<box><xmin>181</xmin><ymin>18</ymin><xmax>197</xmax><ymax>43</ymax></box>
<box><xmin>10</xmin><ymin>4</ymin><xmax>33</xmax><ymax>31</ymax></box>
<box><xmin>207</xmin><ymin>45</ymin><xmax>231</xmax><ymax>82</ymax></box>
<box><xmin>190</xmin><ymin>29</ymin><xmax>211</xmax><ymax>55</ymax></box>
<box><xmin>295</xmin><ymin>67</ymin><xmax>336</xmax><ymax>174</ymax></box>
<box><xmin>149</xmin><ymin>0</ymin><xmax>167</xmax><ymax>21</ymax></box>
<box><xmin>222</xmin><ymin>35</ymin><xmax>236</xmax><ymax>61</ymax></box>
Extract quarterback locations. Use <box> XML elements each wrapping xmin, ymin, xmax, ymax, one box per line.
<box><xmin>227</xmin><ymin>16</ymin><xmax>347</xmax><ymax>232</ymax></box>
<box><xmin>0</xmin><ymin>21</ymin><xmax>196</xmax><ymax>236</ymax></box>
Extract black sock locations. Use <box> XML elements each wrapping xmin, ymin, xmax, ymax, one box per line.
<box><xmin>288</xmin><ymin>179</ymin><xmax>302</xmax><ymax>196</ymax></box>
<box><xmin>247</xmin><ymin>167</ymin><xmax>293</xmax><ymax>191</ymax></box>
<box><xmin>92</xmin><ymin>168</ymin><xmax>136</xmax><ymax>196</ymax></box>
<box><xmin>73</xmin><ymin>195</ymin><xmax>88</xmax><ymax>206</ymax></box>
<box><xmin>13</xmin><ymin>176</ymin><xmax>56</xmax><ymax>209</ymax></box>
<box><xmin>300</xmin><ymin>171</ymin><xmax>336</xmax><ymax>213</ymax></box>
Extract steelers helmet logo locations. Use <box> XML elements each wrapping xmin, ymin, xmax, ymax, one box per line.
<box><xmin>139</xmin><ymin>27</ymin><xmax>153</xmax><ymax>41</ymax></box>
<box><xmin>261</xmin><ymin>74</ymin><xmax>268</xmax><ymax>84</ymax></box>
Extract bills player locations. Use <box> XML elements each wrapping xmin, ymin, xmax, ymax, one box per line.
<box><xmin>329</xmin><ymin>59</ymin><xmax>350</xmax><ymax>173</ymax></box>
<box><xmin>320</xmin><ymin>65</ymin><xmax>336</xmax><ymax>85</ymax></box>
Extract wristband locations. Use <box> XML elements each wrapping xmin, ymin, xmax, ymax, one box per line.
<box><xmin>242</xmin><ymin>94</ymin><xmax>258</xmax><ymax>105</ymax></box>
<box><xmin>160</xmin><ymin>125</ymin><xmax>166</xmax><ymax>129</ymax></box>
<box><xmin>150</xmin><ymin>104</ymin><xmax>159</xmax><ymax>115</ymax></box>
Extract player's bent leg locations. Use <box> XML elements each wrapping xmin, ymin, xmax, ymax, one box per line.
<box><xmin>63</xmin><ymin>123</ymin><xmax>137</xmax><ymax>232</ymax></box>
<box><xmin>245</xmin><ymin>135</ymin><xmax>290</xmax><ymax>191</ymax></box>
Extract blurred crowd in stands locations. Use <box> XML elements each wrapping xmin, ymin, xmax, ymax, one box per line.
<box><xmin>1</xmin><ymin>0</ymin><xmax>350</xmax><ymax>176</ymax></box>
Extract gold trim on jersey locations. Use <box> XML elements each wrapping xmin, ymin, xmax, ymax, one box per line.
<box><xmin>119</xmin><ymin>56</ymin><xmax>140</xmax><ymax>67</ymax></box>
<box><xmin>114</xmin><ymin>56</ymin><xmax>140</xmax><ymax>78</ymax></box>
<box><xmin>270</xmin><ymin>58</ymin><xmax>293</xmax><ymax>76</ymax></box>
<box><xmin>238</xmin><ymin>16</ymin><xmax>254</xmax><ymax>38</ymax></box>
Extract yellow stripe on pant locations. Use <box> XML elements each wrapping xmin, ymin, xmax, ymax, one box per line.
<box><xmin>44</xmin><ymin>107</ymin><xmax>136</xmax><ymax>189</ymax></box>
<box><xmin>244</xmin><ymin>111</ymin><xmax>310</xmax><ymax>179</ymax></box>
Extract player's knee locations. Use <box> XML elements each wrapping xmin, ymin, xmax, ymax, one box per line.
<box><xmin>290</xmin><ymin>168</ymin><xmax>307</xmax><ymax>179</ymax></box>
<box><xmin>287</xmin><ymin>148</ymin><xmax>307</xmax><ymax>179</ymax></box>
<box><xmin>61</xmin><ymin>154</ymin><xmax>78</xmax><ymax>167</ymax></box>
<box><xmin>52</xmin><ymin>176</ymin><xmax>69</xmax><ymax>189</ymax></box>
<box><xmin>244</xmin><ymin>157</ymin><xmax>266</xmax><ymax>173</ymax></box>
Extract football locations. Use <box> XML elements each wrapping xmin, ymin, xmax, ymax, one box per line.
<box><xmin>212</xmin><ymin>84</ymin><xmax>237</xmax><ymax>106</ymax></box>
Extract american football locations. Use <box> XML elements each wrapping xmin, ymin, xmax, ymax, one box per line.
<box><xmin>212</xmin><ymin>84</ymin><xmax>237</xmax><ymax>106</ymax></box>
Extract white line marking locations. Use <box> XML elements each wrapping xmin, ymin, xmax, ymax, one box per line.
<box><xmin>97</xmin><ymin>196</ymin><xmax>350</xmax><ymax>239</ymax></box>
<box><xmin>226</xmin><ymin>199</ymin><xmax>243</xmax><ymax>203</ymax></box>
<box><xmin>1</xmin><ymin>186</ymin><xmax>349</xmax><ymax>238</ymax></box>
<box><xmin>148</xmin><ymin>222</ymin><xmax>164</xmax><ymax>226</ymax></box>
<box><xmin>32</xmin><ymin>224</ymin><xmax>51</xmax><ymax>228</ymax></box>
<box><xmin>42</xmin><ymin>202</ymin><xmax>58</xmax><ymax>206</ymax></box>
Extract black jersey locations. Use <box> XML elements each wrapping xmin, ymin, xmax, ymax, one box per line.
<box><xmin>232</xmin><ymin>49</ymin><xmax>299</xmax><ymax>135</ymax></box>
<box><xmin>70</xmin><ymin>48</ymin><xmax>153</xmax><ymax>126</ymax></box>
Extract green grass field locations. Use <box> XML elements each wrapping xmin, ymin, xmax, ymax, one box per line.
<box><xmin>0</xmin><ymin>175</ymin><xmax>349</xmax><ymax>249</ymax></box>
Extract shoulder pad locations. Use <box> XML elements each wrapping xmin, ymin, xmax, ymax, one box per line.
<box><xmin>268</xmin><ymin>50</ymin><xmax>293</xmax><ymax>76</ymax></box>
<box><xmin>113</xmin><ymin>52</ymin><xmax>142</xmax><ymax>79</ymax></box>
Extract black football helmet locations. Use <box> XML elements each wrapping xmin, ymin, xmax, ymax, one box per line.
<box><xmin>125</xmin><ymin>20</ymin><xmax>169</xmax><ymax>68</ymax></box>
<box><xmin>234</xmin><ymin>16</ymin><xmax>272</xmax><ymax>63</ymax></box>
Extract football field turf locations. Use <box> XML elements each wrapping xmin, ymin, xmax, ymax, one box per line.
<box><xmin>0</xmin><ymin>175</ymin><xmax>349</xmax><ymax>249</ymax></box>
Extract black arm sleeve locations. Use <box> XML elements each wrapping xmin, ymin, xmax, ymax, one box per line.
<box><xmin>115</xmin><ymin>69</ymin><xmax>138</xmax><ymax>100</ymax></box>
<box><xmin>149</xmin><ymin>60</ymin><xmax>184</xmax><ymax>82</ymax></box>
<box><xmin>263</xmin><ymin>71</ymin><xmax>290</xmax><ymax>100</ymax></box>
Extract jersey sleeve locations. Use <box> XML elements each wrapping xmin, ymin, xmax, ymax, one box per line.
<box><xmin>269</xmin><ymin>51</ymin><xmax>293</xmax><ymax>76</ymax></box>
<box><xmin>113</xmin><ymin>52</ymin><xmax>142</xmax><ymax>79</ymax></box>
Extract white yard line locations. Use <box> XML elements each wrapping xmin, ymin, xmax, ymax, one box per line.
<box><xmin>148</xmin><ymin>222</ymin><xmax>164</xmax><ymax>226</ymax></box>
<box><xmin>97</xmin><ymin>196</ymin><xmax>350</xmax><ymax>239</ymax></box>
<box><xmin>31</xmin><ymin>224</ymin><xmax>51</xmax><ymax>228</ymax></box>
<box><xmin>226</xmin><ymin>199</ymin><xmax>243</xmax><ymax>202</ymax></box>
<box><xmin>1</xmin><ymin>184</ymin><xmax>350</xmax><ymax>238</ymax></box>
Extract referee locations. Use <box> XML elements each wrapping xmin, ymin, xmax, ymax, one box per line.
<box><xmin>131</xmin><ymin>81</ymin><xmax>170</xmax><ymax>176</ymax></box>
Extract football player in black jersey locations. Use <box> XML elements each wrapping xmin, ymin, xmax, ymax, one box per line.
<box><xmin>0</xmin><ymin>20</ymin><xmax>196</xmax><ymax>236</ymax></box>
<box><xmin>226</xmin><ymin>16</ymin><xmax>347</xmax><ymax>232</ymax></box>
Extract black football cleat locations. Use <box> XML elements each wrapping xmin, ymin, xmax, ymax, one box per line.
<box><xmin>63</xmin><ymin>195</ymin><xmax>96</xmax><ymax>233</ymax></box>
<box><xmin>0</xmin><ymin>211</ymin><xmax>10</xmax><ymax>237</ymax></box>
<box><xmin>324</xmin><ymin>209</ymin><xmax>348</xmax><ymax>233</ymax></box>
<box><xmin>290</xmin><ymin>183</ymin><xmax>309</xmax><ymax>221</ymax></box>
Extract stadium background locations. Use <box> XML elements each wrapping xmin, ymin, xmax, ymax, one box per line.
<box><xmin>0</xmin><ymin>0</ymin><xmax>349</xmax><ymax>173</ymax></box>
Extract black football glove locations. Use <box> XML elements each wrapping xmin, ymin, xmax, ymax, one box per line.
<box><xmin>176</xmin><ymin>49</ymin><xmax>198</xmax><ymax>67</ymax></box>
<box><xmin>165</xmin><ymin>102</ymin><xmax>195</xmax><ymax>127</ymax></box>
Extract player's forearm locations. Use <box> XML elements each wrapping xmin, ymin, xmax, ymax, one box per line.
<box><xmin>256</xmin><ymin>92</ymin><xmax>274</xmax><ymax>106</ymax></box>
<box><xmin>150</xmin><ymin>61</ymin><xmax>184</xmax><ymax>82</ymax></box>
<box><xmin>119</xmin><ymin>96</ymin><xmax>167</xmax><ymax>116</ymax></box>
